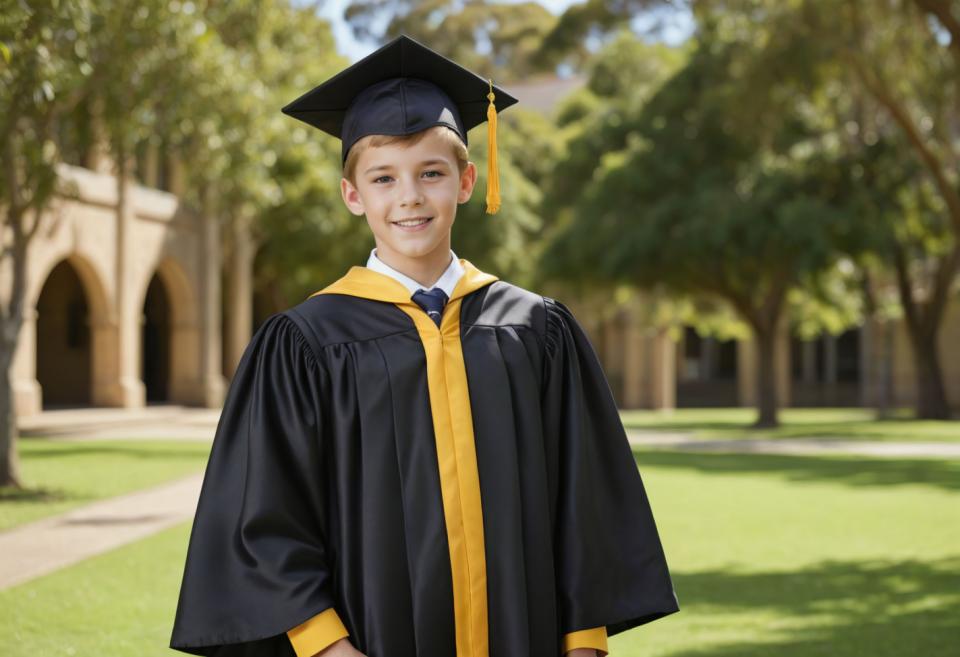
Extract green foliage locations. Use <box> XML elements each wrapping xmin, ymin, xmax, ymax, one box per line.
<box><xmin>0</xmin><ymin>0</ymin><xmax>95</xmax><ymax>214</ymax></box>
<box><xmin>541</xmin><ymin>13</ymin><xmax>881</xmax><ymax>340</ymax></box>
<box><xmin>344</xmin><ymin>0</ymin><xmax>559</xmax><ymax>79</ymax></box>
<box><xmin>545</xmin><ymin>29</ymin><xmax>686</xmax><ymax>216</ymax></box>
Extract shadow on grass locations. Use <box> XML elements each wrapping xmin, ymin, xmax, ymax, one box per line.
<box><xmin>0</xmin><ymin>485</ymin><xmax>72</xmax><ymax>503</ymax></box>
<box><xmin>667</xmin><ymin>556</ymin><xmax>960</xmax><ymax>656</ymax></box>
<box><xmin>631</xmin><ymin>449</ymin><xmax>960</xmax><ymax>493</ymax></box>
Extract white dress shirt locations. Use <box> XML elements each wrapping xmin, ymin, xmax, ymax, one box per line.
<box><xmin>365</xmin><ymin>247</ymin><xmax>464</xmax><ymax>298</ymax></box>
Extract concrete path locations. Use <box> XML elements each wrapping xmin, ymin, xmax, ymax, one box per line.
<box><xmin>2</xmin><ymin>407</ymin><xmax>957</xmax><ymax>592</ymax></box>
<box><xmin>625</xmin><ymin>430</ymin><xmax>960</xmax><ymax>458</ymax></box>
<box><xmin>0</xmin><ymin>472</ymin><xmax>203</xmax><ymax>590</ymax></box>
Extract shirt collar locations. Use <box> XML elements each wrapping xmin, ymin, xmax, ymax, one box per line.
<box><xmin>365</xmin><ymin>247</ymin><xmax>464</xmax><ymax>298</ymax></box>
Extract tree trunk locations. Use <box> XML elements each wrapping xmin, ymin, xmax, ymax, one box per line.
<box><xmin>753</xmin><ymin>325</ymin><xmax>780</xmax><ymax>428</ymax></box>
<box><xmin>0</xmin><ymin>351</ymin><xmax>22</xmax><ymax>488</ymax></box>
<box><xmin>892</xmin><ymin>243</ymin><xmax>958</xmax><ymax>420</ymax></box>
<box><xmin>910</xmin><ymin>331</ymin><xmax>952</xmax><ymax>419</ymax></box>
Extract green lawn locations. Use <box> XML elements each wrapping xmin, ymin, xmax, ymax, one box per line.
<box><xmin>2</xmin><ymin>448</ymin><xmax>957</xmax><ymax>656</ymax></box>
<box><xmin>0</xmin><ymin>439</ymin><xmax>211</xmax><ymax>531</ymax></box>
<box><xmin>621</xmin><ymin>407</ymin><xmax>960</xmax><ymax>442</ymax></box>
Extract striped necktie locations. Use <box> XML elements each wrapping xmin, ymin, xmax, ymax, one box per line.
<box><xmin>411</xmin><ymin>287</ymin><xmax>448</xmax><ymax>327</ymax></box>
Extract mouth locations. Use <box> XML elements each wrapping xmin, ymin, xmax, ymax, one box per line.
<box><xmin>391</xmin><ymin>216</ymin><xmax>434</xmax><ymax>231</ymax></box>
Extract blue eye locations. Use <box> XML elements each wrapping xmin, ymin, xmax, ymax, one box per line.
<box><xmin>424</xmin><ymin>170</ymin><xmax>442</xmax><ymax>178</ymax></box>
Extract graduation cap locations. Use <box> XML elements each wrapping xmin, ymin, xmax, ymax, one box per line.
<box><xmin>281</xmin><ymin>34</ymin><xmax>518</xmax><ymax>214</ymax></box>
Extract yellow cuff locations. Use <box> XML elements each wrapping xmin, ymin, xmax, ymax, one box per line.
<box><xmin>563</xmin><ymin>625</ymin><xmax>609</xmax><ymax>656</ymax></box>
<box><xmin>286</xmin><ymin>606</ymin><xmax>350</xmax><ymax>657</ymax></box>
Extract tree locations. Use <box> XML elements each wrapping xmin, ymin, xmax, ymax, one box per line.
<box><xmin>0</xmin><ymin>0</ymin><xmax>96</xmax><ymax>487</ymax></box>
<box><xmin>541</xmin><ymin>20</ymin><xmax>876</xmax><ymax>427</ymax></box>
<box><xmin>836</xmin><ymin>0</ymin><xmax>960</xmax><ymax>418</ymax></box>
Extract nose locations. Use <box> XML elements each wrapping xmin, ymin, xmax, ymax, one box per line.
<box><xmin>398</xmin><ymin>175</ymin><xmax>424</xmax><ymax>207</ymax></box>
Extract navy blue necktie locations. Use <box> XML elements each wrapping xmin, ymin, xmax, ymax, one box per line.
<box><xmin>412</xmin><ymin>287</ymin><xmax>448</xmax><ymax>327</ymax></box>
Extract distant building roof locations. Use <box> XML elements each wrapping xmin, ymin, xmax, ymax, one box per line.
<box><xmin>501</xmin><ymin>74</ymin><xmax>588</xmax><ymax>115</ymax></box>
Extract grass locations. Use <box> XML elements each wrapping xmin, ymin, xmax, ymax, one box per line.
<box><xmin>620</xmin><ymin>407</ymin><xmax>960</xmax><ymax>442</ymax></box>
<box><xmin>0</xmin><ymin>439</ymin><xmax>211</xmax><ymax>531</ymax></box>
<box><xmin>2</xmin><ymin>448</ymin><xmax>957</xmax><ymax>656</ymax></box>
<box><xmin>2</xmin><ymin>521</ymin><xmax>192</xmax><ymax>655</ymax></box>
<box><xmin>614</xmin><ymin>450</ymin><xmax>960</xmax><ymax>657</ymax></box>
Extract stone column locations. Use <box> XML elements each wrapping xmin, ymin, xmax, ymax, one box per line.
<box><xmin>619</xmin><ymin>294</ymin><xmax>675</xmax><ymax>410</ymax></box>
<box><xmin>11</xmin><ymin>307</ymin><xmax>42</xmax><ymax>416</ymax></box>
<box><xmin>647</xmin><ymin>327</ymin><xmax>676</xmax><ymax>410</ymax></box>
<box><xmin>198</xmin><ymin>185</ymin><xmax>226</xmax><ymax>407</ymax></box>
<box><xmin>601</xmin><ymin>311</ymin><xmax>625</xmax><ymax>405</ymax></box>
<box><xmin>622</xmin><ymin>298</ymin><xmax>645</xmax><ymax>409</ymax></box>
<box><xmin>115</xmin><ymin>157</ymin><xmax>146</xmax><ymax>408</ymax></box>
<box><xmin>90</xmin><ymin>312</ymin><xmax>122</xmax><ymax>406</ymax></box>
<box><xmin>224</xmin><ymin>214</ymin><xmax>255</xmax><ymax>380</ymax></box>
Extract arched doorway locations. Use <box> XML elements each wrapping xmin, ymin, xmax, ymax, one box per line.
<box><xmin>36</xmin><ymin>260</ymin><xmax>92</xmax><ymax>407</ymax></box>
<box><xmin>142</xmin><ymin>273</ymin><xmax>172</xmax><ymax>402</ymax></box>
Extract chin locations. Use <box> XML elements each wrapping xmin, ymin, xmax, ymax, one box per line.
<box><xmin>392</xmin><ymin>240</ymin><xmax>443</xmax><ymax>258</ymax></box>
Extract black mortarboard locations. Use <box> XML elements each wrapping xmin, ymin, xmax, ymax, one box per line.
<box><xmin>281</xmin><ymin>34</ymin><xmax>518</xmax><ymax>214</ymax></box>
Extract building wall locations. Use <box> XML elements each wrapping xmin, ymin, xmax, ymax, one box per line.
<box><xmin>1</xmin><ymin>162</ymin><xmax>229</xmax><ymax>416</ymax></box>
<box><xmin>586</xmin><ymin>287</ymin><xmax>960</xmax><ymax>411</ymax></box>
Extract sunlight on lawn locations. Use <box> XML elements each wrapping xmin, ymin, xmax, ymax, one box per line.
<box><xmin>2</xmin><ymin>450</ymin><xmax>957</xmax><ymax>657</ymax></box>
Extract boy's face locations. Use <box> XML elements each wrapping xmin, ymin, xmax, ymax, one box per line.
<box><xmin>340</xmin><ymin>129</ymin><xmax>478</xmax><ymax>265</ymax></box>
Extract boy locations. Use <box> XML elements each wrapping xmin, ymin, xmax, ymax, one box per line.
<box><xmin>170</xmin><ymin>34</ymin><xmax>679</xmax><ymax>657</ymax></box>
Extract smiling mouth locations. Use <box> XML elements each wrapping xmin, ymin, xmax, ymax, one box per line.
<box><xmin>392</xmin><ymin>216</ymin><xmax>433</xmax><ymax>227</ymax></box>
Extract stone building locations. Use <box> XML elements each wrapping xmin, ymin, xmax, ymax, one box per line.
<box><xmin>573</xmin><ymin>294</ymin><xmax>960</xmax><ymax>411</ymax></box>
<box><xmin>3</xmin><ymin>136</ymin><xmax>255</xmax><ymax>417</ymax></box>
<box><xmin>4</xmin><ymin>77</ymin><xmax>959</xmax><ymax>417</ymax></box>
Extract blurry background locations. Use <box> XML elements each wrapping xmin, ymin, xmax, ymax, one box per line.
<box><xmin>1</xmin><ymin>1</ymin><xmax>958</xmax><ymax>655</ymax></box>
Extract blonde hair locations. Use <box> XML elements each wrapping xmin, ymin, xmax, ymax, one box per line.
<box><xmin>343</xmin><ymin>125</ymin><xmax>469</xmax><ymax>186</ymax></box>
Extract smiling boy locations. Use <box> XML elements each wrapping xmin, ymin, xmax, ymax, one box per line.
<box><xmin>343</xmin><ymin>125</ymin><xmax>474</xmax><ymax>296</ymax></box>
<box><xmin>170</xmin><ymin>35</ymin><xmax>679</xmax><ymax>657</ymax></box>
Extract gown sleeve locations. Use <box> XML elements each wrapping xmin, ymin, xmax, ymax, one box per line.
<box><xmin>540</xmin><ymin>297</ymin><xmax>680</xmax><ymax>653</ymax></box>
<box><xmin>169</xmin><ymin>312</ymin><xmax>349</xmax><ymax>657</ymax></box>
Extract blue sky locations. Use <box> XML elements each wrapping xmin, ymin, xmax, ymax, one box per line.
<box><xmin>316</xmin><ymin>0</ymin><xmax>693</xmax><ymax>62</ymax></box>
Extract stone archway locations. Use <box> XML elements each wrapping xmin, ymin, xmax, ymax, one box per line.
<box><xmin>30</xmin><ymin>254</ymin><xmax>113</xmax><ymax>410</ymax></box>
<box><xmin>139</xmin><ymin>257</ymin><xmax>200</xmax><ymax>405</ymax></box>
<box><xmin>36</xmin><ymin>261</ymin><xmax>92</xmax><ymax>407</ymax></box>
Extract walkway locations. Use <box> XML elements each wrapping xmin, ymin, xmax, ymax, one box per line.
<box><xmin>625</xmin><ymin>430</ymin><xmax>960</xmax><ymax>458</ymax></box>
<box><xmin>0</xmin><ymin>472</ymin><xmax>203</xmax><ymax>589</ymax></box>
<box><xmin>1</xmin><ymin>407</ymin><xmax>957</xmax><ymax>591</ymax></box>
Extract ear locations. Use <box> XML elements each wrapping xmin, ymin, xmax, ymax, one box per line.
<box><xmin>457</xmin><ymin>161</ymin><xmax>478</xmax><ymax>204</ymax></box>
<box><xmin>341</xmin><ymin>177</ymin><xmax>365</xmax><ymax>216</ymax></box>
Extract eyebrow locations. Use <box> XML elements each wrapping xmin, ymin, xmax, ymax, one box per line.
<box><xmin>363</xmin><ymin>158</ymin><xmax>451</xmax><ymax>175</ymax></box>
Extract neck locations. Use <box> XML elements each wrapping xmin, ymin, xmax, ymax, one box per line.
<box><xmin>375</xmin><ymin>240</ymin><xmax>452</xmax><ymax>289</ymax></box>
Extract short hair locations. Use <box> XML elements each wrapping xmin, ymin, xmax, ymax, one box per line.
<box><xmin>343</xmin><ymin>125</ymin><xmax>469</xmax><ymax>186</ymax></box>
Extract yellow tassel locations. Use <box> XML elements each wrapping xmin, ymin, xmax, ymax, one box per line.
<box><xmin>485</xmin><ymin>79</ymin><xmax>501</xmax><ymax>214</ymax></box>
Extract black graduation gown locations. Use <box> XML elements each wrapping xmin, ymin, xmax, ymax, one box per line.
<box><xmin>169</xmin><ymin>259</ymin><xmax>679</xmax><ymax>657</ymax></box>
